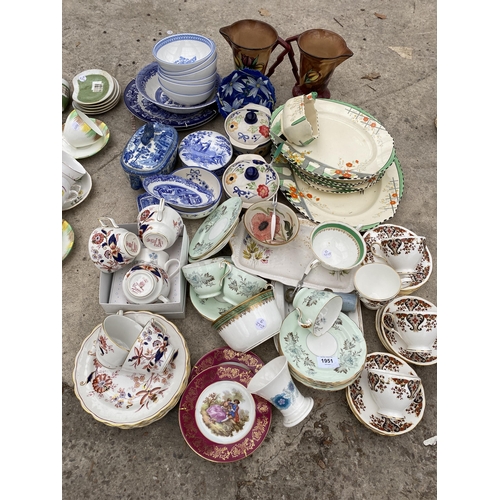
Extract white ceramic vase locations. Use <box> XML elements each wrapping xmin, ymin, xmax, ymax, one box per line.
<box><xmin>247</xmin><ymin>356</ymin><xmax>313</xmax><ymax>427</ymax></box>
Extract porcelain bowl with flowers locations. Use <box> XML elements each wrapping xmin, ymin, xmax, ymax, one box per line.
<box><xmin>244</xmin><ymin>200</ymin><xmax>300</xmax><ymax>248</ymax></box>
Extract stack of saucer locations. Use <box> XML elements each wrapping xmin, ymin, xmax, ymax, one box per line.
<box><xmin>277</xmin><ymin>309</ymin><xmax>367</xmax><ymax>391</ymax></box>
<box><xmin>71</xmin><ymin>68</ymin><xmax>121</xmax><ymax>115</ymax></box>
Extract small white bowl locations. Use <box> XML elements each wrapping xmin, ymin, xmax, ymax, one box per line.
<box><xmin>158</xmin><ymin>73</ymin><xmax>217</xmax><ymax>95</ymax></box>
<box><xmin>161</xmin><ymin>84</ymin><xmax>215</xmax><ymax>106</ymax></box>
<box><xmin>153</xmin><ymin>33</ymin><xmax>215</xmax><ymax>73</ymax></box>
<box><xmin>158</xmin><ymin>68</ymin><xmax>217</xmax><ymax>85</ymax></box>
<box><xmin>222</xmin><ymin>154</ymin><xmax>280</xmax><ymax>208</ymax></box>
<box><xmin>244</xmin><ymin>200</ymin><xmax>300</xmax><ymax>248</ymax></box>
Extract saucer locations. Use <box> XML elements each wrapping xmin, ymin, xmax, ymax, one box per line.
<box><xmin>362</xmin><ymin>224</ymin><xmax>433</xmax><ymax>294</ymax></box>
<box><xmin>189</xmin><ymin>347</ymin><xmax>264</xmax><ymax>382</ymax></box>
<box><xmin>345</xmin><ymin>352</ymin><xmax>426</xmax><ymax>436</ymax></box>
<box><xmin>72</xmin><ymin>68</ymin><xmax>115</xmax><ymax>105</ymax></box>
<box><xmin>188</xmin><ymin>197</ymin><xmax>243</xmax><ymax>261</ymax></box>
<box><xmin>278</xmin><ymin>309</ymin><xmax>367</xmax><ymax>388</ymax></box>
<box><xmin>72</xmin><ymin>77</ymin><xmax>121</xmax><ymax>114</ymax></box>
<box><xmin>189</xmin><ymin>286</ymin><xmax>235</xmax><ymax>321</ymax></box>
<box><xmin>62</xmin><ymin>219</ymin><xmax>74</xmax><ymax>260</ymax></box>
<box><xmin>136</xmin><ymin>62</ymin><xmax>219</xmax><ymax>115</ymax></box>
<box><xmin>123</xmin><ymin>79</ymin><xmax>218</xmax><ymax>130</ymax></box>
<box><xmin>62</xmin><ymin>172</ymin><xmax>92</xmax><ymax>211</ymax></box>
<box><xmin>376</xmin><ymin>296</ymin><xmax>437</xmax><ymax>366</ymax></box>
<box><xmin>62</xmin><ymin>118</ymin><xmax>110</xmax><ymax>159</ymax></box>
<box><xmin>273</xmin><ymin>156</ymin><xmax>403</xmax><ymax>232</ymax></box>
<box><xmin>73</xmin><ymin>311</ymin><xmax>190</xmax><ymax>428</ymax></box>
<box><xmin>178</xmin><ymin>364</ymin><xmax>271</xmax><ymax>462</ymax></box>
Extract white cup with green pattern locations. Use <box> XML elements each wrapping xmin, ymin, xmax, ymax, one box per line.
<box><xmin>220</xmin><ymin>266</ymin><xmax>268</xmax><ymax>306</ymax></box>
<box><xmin>182</xmin><ymin>257</ymin><xmax>232</xmax><ymax>299</ymax></box>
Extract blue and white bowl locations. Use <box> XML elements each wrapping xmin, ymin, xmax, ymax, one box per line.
<box><xmin>178</xmin><ymin>130</ymin><xmax>233</xmax><ymax>178</ymax></box>
<box><xmin>153</xmin><ymin>33</ymin><xmax>216</xmax><ymax>73</ymax></box>
<box><xmin>142</xmin><ymin>173</ymin><xmax>216</xmax><ymax>211</ymax></box>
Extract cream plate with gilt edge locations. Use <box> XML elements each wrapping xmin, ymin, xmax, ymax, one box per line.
<box><xmin>376</xmin><ymin>296</ymin><xmax>437</xmax><ymax>366</ymax></box>
<box><xmin>73</xmin><ymin>311</ymin><xmax>190</xmax><ymax>429</ymax></box>
<box><xmin>346</xmin><ymin>351</ymin><xmax>426</xmax><ymax>436</ymax></box>
<box><xmin>273</xmin><ymin>156</ymin><xmax>403</xmax><ymax>232</ymax></box>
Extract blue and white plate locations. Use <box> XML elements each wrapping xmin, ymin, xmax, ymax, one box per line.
<box><xmin>123</xmin><ymin>79</ymin><xmax>218</xmax><ymax>130</ymax></box>
<box><xmin>135</xmin><ymin>62</ymin><xmax>220</xmax><ymax>115</ymax></box>
<box><xmin>216</xmin><ymin>69</ymin><xmax>276</xmax><ymax>119</ymax></box>
<box><xmin>178</xmin><ymin>130</ymin><xmax>233</xmax><ymax>177</ymax></box>
<box><xmin>142</xmin><ymin>174</ymin><xmax>215</xmax><ymax>210</ymax></box>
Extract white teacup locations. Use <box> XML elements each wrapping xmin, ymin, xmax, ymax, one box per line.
<box><xmin>219</xmin><ymin>266</ymin><xmax>268</xmax><ymax>306</ymax></box>
<box><xmin>182</xmin><ymin>257</ymin><xmax>232</xmax><ymax>299</ymax></box>
<box><xmin>121</xmin><ymin>318</ymin><xmax>177</xmax><ymax>373</ymax></box>
<box><xmin>122</xmin><ymin>259</ymin><xmax>180</xmax><ymax>304</ymax></box>
<box><xmin>281</xmin><ymin>92</ymin><xmax>319</xmax><ymax>147</ymax></box>
<box><xmin>63</xmin><ymin>108</ymin><xmax>103</xmax><ymax>148</ymax></box>
<box><xmin>353</xmin><ymin>263</ymin><xmax>401</xmax><ymax>310</ymax></box>
<box><xmin>292</xmin><ymin>287</ymin><xmax>343</xmax><ymax>337</ymax></box>
<box><xmin>88</xmin><ymin>217</ymin><xmax>141</xmax><ymax>273</ymax></box>
<box><xmin>62</xmin><ymin>150</ymin><xmax>87</xmax><ymax>181</ymax></box>
<box><xmin>134</xmin><ymin>246</ymin><xmax>170</xmax><ymax>268</ymax></box>
<box><xmin>309</xmin><ymin>221</ymin><xmax>366</xmax><ymax>273</ymax></box>
<box><xmin>62</xmin><ymin>174</ymin><xmax>81</xmax><ymax>205</ymax></box>
<box><xmin>369</xmin><ymin>236</ymin><xmax>426</xmax><ymax>273</ymax></box>
<box><xmin>137</xmin><ymin>199</ymin><xmax>184</xmax><ymax>251</ymax></box>
<box><xmin>366</xmin><ymin>368</ymin><xmax>422</xmax><ymax>419</ymax></box>
<box><xmin>383</xmin><ymin>311</ymin><xmax>437</xmax><ymax>352</ymax></box>
<box><xmin>97</xmin><ymin>312</ymin><xmax>143</xmax><ymax>369</ymax></box>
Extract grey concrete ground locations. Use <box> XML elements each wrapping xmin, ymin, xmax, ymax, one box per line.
<box><xmin>62</xmin><ymin>1</ymin><xmax>437</xmax><ymax>498</ymax></box>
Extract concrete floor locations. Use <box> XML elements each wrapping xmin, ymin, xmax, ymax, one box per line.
<box><xmin>62</xmin><ymin>1</ymin><xmax>437</xmax><ymax>498</ymax></box>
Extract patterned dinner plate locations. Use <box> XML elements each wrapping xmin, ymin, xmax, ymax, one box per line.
<box><xmin>178</xmin><ymin>364</ymin><xmax>272</xmax><ymax>462</ymax></box>
<box><xmin>279</xmin><ymin>309</ymin><xmax>367</xmax><ymax>387</ymax></box>
<box><xmin>73</xmin><ymin>311</ymin><xmax>190</xmax><ymax>429</ymax></box>
<box><xmin>123</xmin><ymin>79</ymin><xmax>218</xmax><ymax>130</ymax></box>
<box><xmin>376</xmin><ymin>296</ymin><xmax>438</xmax><ymax>366</ymax></box>
<box><xmin>189</xmin><ymin>347</ymin><xmax>264</xmax><ymax>382</ymax></box>
<box><xmin>270</xmin><ymin>99</ymin><xmax>394</xmax><ymax>181</ymax></box>
<box><xmin>274</xmin><ymin>156</ymin><xmax>403</xmax><ymax>232</ymax></box>
<box><xmin>346</xmin><ymin>352</ymin><xmax>426</xmax><ymax>436</ymax></box>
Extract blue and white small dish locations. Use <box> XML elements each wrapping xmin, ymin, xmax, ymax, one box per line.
<box><xmin>173</xmin><ymin>167</ymin><xmax>222</xmax><ymax>206</ymax></box>
<box><xmin>142</xmin><ymin>174</ymin><xmax>215</xmax><ymax>211</ymax></box>
<box><xmin>137</xmin><ymin>193</ymin><xmax>160</xmax><ymax>212</ymax></box>
<box><xmin>120</xmin><ymin>122</ymin><xmax>178</xmax><ymax>190</ymax></box>
<box><xmin>216</xmin><ymin>69</ymin><xmax>276</xmax><ymax>119</ymax></box>
<box><xmin>178</xmin><ymin>130</ymin><xmax>233</xmax><ymax>178</ymax></box>
<box><xmin>136</xmin><ymin>62</ymin><xmax>219</xmax><ymax>115</ymax></box>
<box><xmin>123</xmin><ymin>79</ymin><xmax>218</xmax><ymax>130</ymax></box>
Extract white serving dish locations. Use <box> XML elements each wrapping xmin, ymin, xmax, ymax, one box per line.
<box><xmin>229</xmin><ymin>219</ymin><xmax>356</xmax><ymax>293</ymax></box>
<box><xmin>99</xmin><ymin>224</ymin><xmax>188</xmax><ymax>317</ymax></box>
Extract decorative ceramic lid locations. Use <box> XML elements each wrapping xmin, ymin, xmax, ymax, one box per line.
<box><xmin>224</xmin><ymin>104</ymin><xmax>271</xmax><ymax>149</ymax></box>
<box><xmin>120</xmin><ymin>122</ymin><xmax>178</xmax><ymax>175</ymax></box>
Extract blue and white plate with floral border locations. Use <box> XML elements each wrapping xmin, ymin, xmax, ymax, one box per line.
<box><xmin>123</xmin><ymin>79</ymin><xmax>218</xmax><ymax>130</ymax></box>
<box><xmin>135</xmin><ymin>62</ymin><xmax>220</xmax><ymax>115</ymax></box>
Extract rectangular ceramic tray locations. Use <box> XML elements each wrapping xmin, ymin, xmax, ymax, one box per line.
<box><xmin>229</xmin><ymin>219</ymin><xmax>355</xmax><ymax>293</ymax></box>
<box><xmin>99</xmin><ymin>224</ymin><xmax>188</xmax><ymax>318</ymax></box>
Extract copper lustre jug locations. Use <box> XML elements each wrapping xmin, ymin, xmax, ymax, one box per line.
<box><xmin>219</xmin><ymin>19</ymin><xmax>291</xmax><ymax>77</ymax></box>
<box><xmin>286</xmin><ymin>29</ymin><xmax>353</xmax><ymax>98</ymax></box>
